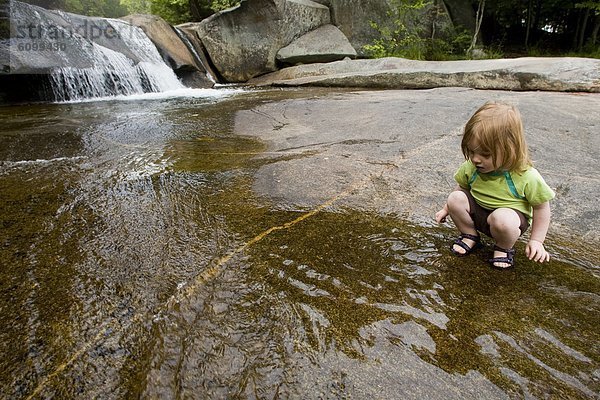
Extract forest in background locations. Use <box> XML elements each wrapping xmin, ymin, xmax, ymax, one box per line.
<box><xmin>16</xmin><ymin>0</ymin><xmax>239</xmax><ymax>22</ymax></box>
<box><xmin>15</xmin><ymin>0</ymin><xmax>600</xmax><ymax>59</ymax></box>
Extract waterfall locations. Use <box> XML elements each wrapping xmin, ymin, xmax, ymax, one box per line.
<box><xmin>173</xmin><ymin>27</ymin><xmax>216</xmax><ymax>84</ymax></box>
<box><xmin>49</xmin><ymin>19</ymin><xmax>184</xmax><ymax>102</ymax></box>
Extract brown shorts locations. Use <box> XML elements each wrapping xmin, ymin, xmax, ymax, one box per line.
<box><xmin>462</xmin><ymin>189</ymin><xmax>529</xmax><ymax>238</ymax></box>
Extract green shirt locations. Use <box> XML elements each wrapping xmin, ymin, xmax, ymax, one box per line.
<box><xmin>454</xmin><ymin>160</ymin><xmax>555</xmax><ymax>221</ymax></box>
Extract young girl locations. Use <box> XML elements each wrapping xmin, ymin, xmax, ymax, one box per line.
<box><xmin>435</xmin><ymin>101</ymin><xmax>555</xmax><ymax>269</ymax></box>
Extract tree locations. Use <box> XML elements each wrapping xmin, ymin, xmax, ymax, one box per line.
<box><xmin>20</xmin><ymin>0</ymin><xmax>68</xmax><ymax>10</ymax></box>
<box><xmin>363</xmin><ymin>0</ymin><xmax>436</xmax><ymax>60</ymax></box>
<box><xmin>21</xmin><ymin>0</ymin><xmax>128</xmax><ymax>16</ymax></box>
<box><xmin>474</xmin><ymin>0</ymin><xmax>599</xmax><ymax>54</ymax></box>
<box><xmin>466</xmin><ymin>0</ymin><xmax>484</xmax><ymax>56</ymax></box>
<box><xmin>208</xmin><ymin>0</ymin><xmax>239</xmax><ymax>11</ymax></box>
<box><xmin>576</xmin><ymin>1</ymin><xmax>600</xmax><ymax>48</ymax></box>
<box><xmin>189</xmin><ymin>0</ymin><xmax>213</xmax><ymax>20</ymax></box>
<box><xmin>146</xmin><ymin>0</ymin><xmax>239</xmax><ymax>24</ymax></box>
<box><xmin>188</xmin><ymin>0</ymin><xmax>239</xmax><ymax>21</ymax></box>
<box><xmin>120</xmin><ymin>0</ymin><xmax>151</xmax><ymax>14</ymax></box>
<box><xmin>149</xmin><ymin>0</ymin><xmax>190</xmax><ymax>24</ymax></box>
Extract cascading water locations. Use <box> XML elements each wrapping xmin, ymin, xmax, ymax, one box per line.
<box><xmin>174</xmin><ymin>27</ymin><xmax>216</xmax><ymax>84</ymax></box>
<box><xmin>48</xmin><ymin>19</ymin><xmax>184</xmax><ymax>102</ymax></box>
<box><xmin>5</xmin><ymin>1</ymin><xmax>184</xmax><ymax>102</ymax></box>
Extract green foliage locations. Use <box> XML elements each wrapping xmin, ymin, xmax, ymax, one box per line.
<box><xmin>365</xmin><ymin>0</ymin><xmax>599</xmax><ymax>60</ymax></box>
<box><xmin>121</xmin><ymin>0</ymin><xmax>234</xmax><ymax>20</ymax></box>
<box><xmin>427</xmin><ymin>25</ymin><xmax>474</xmax><ymax>60</ymax></box>
<box><xmin>576</xmin><ymin>1</ymin><xmax>600</xmax><ymax>13</ymax></box>
<box><xmin>363</xmin><ymin>0</ymin><xmax>476</xmax><ymax>61</ymax></box>
<box><xmin>21</xmin><ymin>0</ymin><xmax>128</xmax><ymax>16</ymax></box>
<box><xmin>209</xmin><ymin>0</ymin><xmax>239</xmax><ymax>12</ymax></box>
<box><xmin>530</xmin><ymin>44</ymin><xmax>600</xmax><ymax>59</ymax></box>
<box><xmin>139</xmin><ymin>0</ymin><xmax>238</xmax><ymax>24</ymax></box>
<box><xmin>363</xmin><ymin>20</ymin><xmax>426</xmax><ymax>59</ymax></box>
<box><xmin>363</xmin><ymin>0</ymin><xmax>430</xmax><ymax>60</ymax></box>
<box><xmin>577</xmin><ymin>47</ymin><xmax>600</xmax><ymax>58</ymax></box>
<box><xmin>22</xmin><ymin>0</ymin><xmax>239</xmax><ymax>23</ymax></box>
<box><xmin>120</xmin><ymin>0</ymin><xmax>151</xmax><ymax>14</ymax></box>
<box><xmin>484</xmin><ymin>46</ymin><xmax>504</xmax><ymax>59</ymax></box>
<box><xmin>485</xmin><ymin>0</ymin><xmax>600</xmax><ymax>53</ymax></box>
<box><xmin>149</xmin><ymin>0</ymin><xmax>190</xmax><ymax>24</ymax></box>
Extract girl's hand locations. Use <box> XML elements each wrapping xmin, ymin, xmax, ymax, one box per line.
<box><xmin>526</xmin><ymin>239</ymin><xmax>550</xmax><ymax>263</ymax></box>
<box><xmin>435</xmin><ymin>207</ymin><xmax>449</xmax><ymax>224</ymax></box>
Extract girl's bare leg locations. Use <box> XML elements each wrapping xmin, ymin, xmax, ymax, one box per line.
<box><xmin>488</xmin><ymin>208</ymin><xmax>521</xmax><ymax>268</ymax></box>
<box><xmin>446</xmin><ymin>190</ymin><xmax>478</xmax><ymax>254</ymax></box>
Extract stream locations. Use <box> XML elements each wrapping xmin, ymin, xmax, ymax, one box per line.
<box><xmin>0</xmin><ymin>87</ymin><xmax>598</xmax><ymax>399</ymax></box>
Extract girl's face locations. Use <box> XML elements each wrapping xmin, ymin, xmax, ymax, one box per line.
<box><xmin>467</xmin><ymin>141</ymin><xmax>496</xmax><ymax>173</ymax></box>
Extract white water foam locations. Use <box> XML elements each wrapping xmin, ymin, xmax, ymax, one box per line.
<box><xmin>57</xmin><ymin>87</ymin><xmax>247</xmax><ymax>104</ymax></box>
<box><xmin>0</xmin><ymin>156</ymin><xmax>88</xmax><ymax>173</ymax></box>
<box><xmin>49</xmin><ymin>19</ymin><xmax>185</xmax><ymax>101</ymax></box>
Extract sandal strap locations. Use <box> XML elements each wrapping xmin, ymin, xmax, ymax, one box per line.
<box><xmin>493</xmin><ymin>245</ymin><xmax>515</xmax><ymax>255</ymax></box>
<box><xmin>489</xmin><ymin>257</ymin><xmax>513</xmax><ymax>264</ymax></box>
<box><xmin>453</xmin><ymin>238</ymin><xmax>474</xmax><ymax>252</ymax></box>
<box><xmin>489</xmin><ymin>245</ymin><xmax>516</xmax><ymax>268</ymax></box>
<box><xmin>451</xmin><ymin>233</ymin><xmax>481</xmax><ymax>256</ymax></box>
<box><xmin>460</xmin><ymin>233</ymin><xmax>480</xmax><ymax>242</ymax></box>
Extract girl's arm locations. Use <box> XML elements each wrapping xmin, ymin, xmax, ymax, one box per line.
<box><xmin>526</xmin><ymin>201</ymin><xmax>551</xmax><ymax>262</ymax></box>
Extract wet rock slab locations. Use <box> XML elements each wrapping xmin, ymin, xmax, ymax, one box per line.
<box><xmin>1</xmin><ymin>87</ymin><xmax>598</xmax><ymax>399</ymax></box>
<box><xmin>231</xmin><ymin>87</ymin><xmax>600</xmax><ymax>398</ymax></box>
<box><xmin>237</xmin><ymin>87</ymin><xmax>600</xmax><ymax>245</ymax></box>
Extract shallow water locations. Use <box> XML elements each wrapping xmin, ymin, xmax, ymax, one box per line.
<box><xmin>0</xmin><ymin>88</ymin><xmax>598</xmax><ymax>399</ymax></box>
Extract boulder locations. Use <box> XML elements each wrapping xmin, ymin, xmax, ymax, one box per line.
<box><xmin>310</xmin><ymin>0</ymin><xmax>394</xmax><ymax>56</ymax></box>
<box><xmin>195</xmin><ymin>0</ymin><xmax>330</xmax><ymax>82</ymax></box>
<box><xmin>276</xmin><ymin>24</ymin><xmax>356</xmax><ymax>65</ymax></box>
<box><xmin>248</xmin><ymin>57</ymin><xmax>600</xmax><ymax>92</ymax></box>
<box><xmin>121</xmin><ymin>14</ymin><xmax>213</xmax><ymax>88</ymax></box>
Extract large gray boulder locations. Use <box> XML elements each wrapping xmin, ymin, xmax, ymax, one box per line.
<box><xmin>121</xmin><ymin>14</ymin><xmax>213</xmax><ymax>88</ymax></box>
<box><xmin>248</xmin><ymin>57</ymin><xmax>600</xmax><ymax>92</ymax></box>
<box><xmin>276</xmin><ymin>24</ymin><xmax>357</xmax><ymax>65</ymax></box>
<box><xmin>195</xmin><ymin>0</ymin><xmax>331</xmax><ymax>82</ymax></box>
<box><xmin>310</xmin><ymin>0</ymin><xmax>394</xmax><ymax>56</ymax></box>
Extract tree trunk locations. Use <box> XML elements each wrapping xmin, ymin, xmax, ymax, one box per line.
<box><xmin>525</xmin><ymin>0</ymin><xmax>533</xmax><ymax>48</ymax></box>
<box><xmin>441</xmin><ymin>0</ymin><xmax>476</xmax><ymax>34</ymax></box>
<box><xmin>591</xmin><ymin>15</ymin><xmax>600</xmax><ymax>46</ymax></box>
<box><xmin>467</xmin><ymin>0</ymin><xmax>485</xmax><ymax>57</ymax></box>
<box><xmin>189</xmin><ymin>0</ymin><xmax>213</xmax><ymax>22</ymax></box>
<box><xmin>531</xmin><ymin>0</ymin><xmax>542</xmax><ymax>44</ymax></box>
<box><xmin>572</xmin><ymin>8</ymin><xmax>583</xmax><ymax>49</ymax></box>
<box><xmin>578</xmin><ymin>7</ymin><xmax>590</xmax><ymax>51</ymax></box>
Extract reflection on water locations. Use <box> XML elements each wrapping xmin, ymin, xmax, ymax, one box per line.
<box><xmin>0</xmin><ymin>89</ymin><xmax>598</xmax><ymax>399</ymax></box>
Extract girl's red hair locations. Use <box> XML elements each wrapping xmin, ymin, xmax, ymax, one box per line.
<box><xmin>462</xmin><ymin>101</ymin><xmax>532</xmax><ymax>172</ymax></box>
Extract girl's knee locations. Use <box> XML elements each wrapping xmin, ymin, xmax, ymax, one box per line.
<box><xmin>447</xmin><ymin>190</ymin><xmax>469</xmax><ymax>210</ymax></box>
<box><xmin>488</xmin><ymin>208</ymin><xmax>521</xmax><ymax>231</ymax></box>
